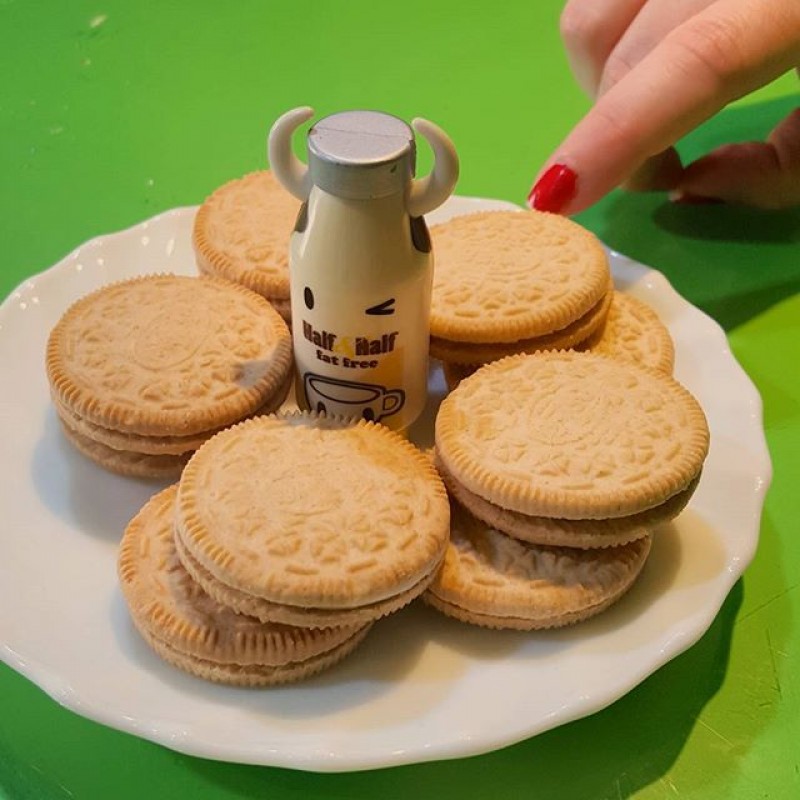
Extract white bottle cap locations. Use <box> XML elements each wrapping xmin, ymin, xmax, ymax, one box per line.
<box><xmin>307</xmin><ymin>110</ymin><xmax>416</xmax><ymax>200</ymax></box>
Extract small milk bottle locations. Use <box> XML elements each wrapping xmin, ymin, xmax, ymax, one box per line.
<box><xmin>268</xmin><ymin>107</ymin><xmax>458</xmax><ymax>431</ymax></box>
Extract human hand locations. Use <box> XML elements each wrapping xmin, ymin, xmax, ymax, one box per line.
<box><xmin>527</xmin><ymin>0</ymin><xmax>800</xmax><ymax>214</ymax></box>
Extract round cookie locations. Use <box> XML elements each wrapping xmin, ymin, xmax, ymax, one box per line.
<box><xmin>59</xmin><ymin>422</ymin><xmax>192</xmax><ymax>479</ymax></box>
<box><xmin>435</xmin><ymin>351</ymin><xmax>709</xmax><ymax>520</ymax></box>
<box><xmin>142</xmin><ymin>628</ymin><xmax>370</xmax><ymax>687</ymax></box>
<box><xmin>582</xmin><ymin>292</ymin><xmax>675</xmax><ymax>374</ymax></box>
<box><xmin>424</xmin><ymin>501</ymin><xmax>652</xmax><ymax>630</ymax></box>
<box><xmin>436</xmin><ymin>454</ymin><xmax>699</xmax><ymax>549</ymax></box>
<box><xmin>52</xmin><ymin>369</ymin><xmax>292</xmax><ymax>456</ymax></box>
<box><xmin>430</xmin><ymin>283</ymin><xmax>613</xmax><ymax>365</ymax></box>
<box><xmin>192</xmin><ymin>171</ymin><xmax>299</xmax><ymax>318</ymax></box>
<box><xmin>430</xmin><ymin>210</ymin><xmax>610</xmax><ymax>344</ymax></box>
<box><xmin>55</xmin><ymin>371</ymin><xmax>292</xmax><ymax>480</ymax></box>
<box><xmin>173</xmin><ymin>531</ymin><xmax>440</xmax><ymax>629</ymax></box>
<box><xmin>118</xmin><ymin>485</ymin><xmax>370</xmax><ymax>686</ymax></box>
<box><xmin>46</xmin><ymin>274</ymin><xmax>293</xmax><ymax>437</ymax></box>
<box><xmin>175</xmin><ymin>413</ymin><xmax>451</xmax><ymax>627</ymax></box>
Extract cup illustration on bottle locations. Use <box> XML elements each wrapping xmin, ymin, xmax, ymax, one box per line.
<box><xmin>303</xmin><ymin>373</ymin><xmax>405</xmax><ymax>423</ymax></box>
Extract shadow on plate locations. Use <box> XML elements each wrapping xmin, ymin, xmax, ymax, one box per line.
<box><xmin>31</xmin><ymin>408</ymin><xmax>170</xmax><ymax>543</ymax></box>
<box><xmin>430</xmin><ymin>508</ymin><xmax>725</xmax><ymax>662</ymax></box>
<box><xmin>109</xmin><ymin>586</ymin><xmax>550</xmax><ymax>726</ymax></box>
<box><xmin>554</xmin><ymin>509</ymin><xmax>727</xmax><ymax>650</ymax></box>
<box><xmin>108</xmin><ymin>506</ymin><xmax>717</xmax><ymax>725</ymax></box>
<box><xmin>183</xmin><ymin>579</ymin><xmax>749</xmax><ymax>796</ymax></box>
<box><xmin>109</xmin><ymin>590</ymin><xmax>465</xmax><ymax>721</ymax></box>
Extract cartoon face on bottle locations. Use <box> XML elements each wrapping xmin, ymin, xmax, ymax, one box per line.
<box><xmin>297</xmin><ymin>285</ymin><xmax>407</xmax><ymax>423</ymax></box>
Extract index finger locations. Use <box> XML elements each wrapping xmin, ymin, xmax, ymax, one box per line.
<box><xmin>529</xmin><ymin>0</ymin><xmax>800</xmax><ymax>214</ymax></box>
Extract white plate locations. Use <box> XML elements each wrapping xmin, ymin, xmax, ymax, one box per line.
<box><xmin>0</xmin><ymin>196</ymin><xmax>770</xmax><ymax>772</ymax></box>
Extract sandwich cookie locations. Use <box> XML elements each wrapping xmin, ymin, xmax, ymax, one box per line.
<box><xmin>118</xmin><ymin>486</ymin><xmax>370</xmax><ymax>686</ymax></box>
<box><xmin>582</xmin><ymin>292</ymin><xmax>675</xmax><ymax>374</ymax></box>
<box><xmin>193</xmin><ymin>170</ymin><xmax>299</xmax><ymax>319</ymax></box>
<box><xmin>175</xmin><ymin>413</ymin><xmax>451</xmax><ymax>628</ymax></box>
<box><xmin>429</xmin><ymin>210</ymin><xmax>612</xmax><ymax>368</ymax></box>
<box><xmin>46</xmin><ymin>274</ymin><xmax>293</xmax><ymax>478</ymax></box>
<box><xmin>424</xmin><ymin>500</ymin><xmax>652</xmax><ymax>630</ymax></box>
<box><xmin>435</xmin><ymin>351</ymin><xmax>709</xmax><ymax>540</ymax></box>
<box><xmin>437</xmin><ymin>454</ymin><xmax>699</xmax><ymax>549</ymax></box>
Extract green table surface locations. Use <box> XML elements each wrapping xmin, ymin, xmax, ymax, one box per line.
<box><xmin>1</xmin><ymin>2</ymin><xmax>798</xmax><ymax>798</ymax></box>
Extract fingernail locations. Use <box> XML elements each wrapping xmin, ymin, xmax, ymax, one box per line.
<box><xmin>669</xmin><ymin>190</ymin><xmax>724</xmax><ymax>205</ymax></box>
<box><xmin>527</xmin><ymin>164</ymin><xmax>578</xmax><ymax>213</ymax></box>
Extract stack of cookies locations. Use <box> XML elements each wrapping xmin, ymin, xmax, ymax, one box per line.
<box><xmin>119</xmin><ymin>485</ymin><xmax>372</xmax><ymax>685</ymax></box>
<box><xmin>581</xmin><ymin>291</ymin><xmax>675</xmax><ymax>374</ymax></box>
<box><xmin>429</xmin><ymin>210</ymin><xmax>613</xmax><ymax>388</ymax></box>
<box><xmin>426</xmin><ymin>501</ymin><xmax>652</xmax><ymax>630</ymax></box>
<box><xmin>193</xmin><ymin>171</ymin><xmax>299</xmax><ymax>321</ymax></box>
<box><xmin>427</xmin><ymin>350</ymin><xmax>709</xmax><ymax>630</ymax></box>
<box><xmin>46</xmin><ymin>274</ymin><xmax>293</xmax><ymax>479</ymax></box>
<box><xmin>118</xmin><ymin>412</ymin><xmax>451</xmax><ymax>685</ymax></box>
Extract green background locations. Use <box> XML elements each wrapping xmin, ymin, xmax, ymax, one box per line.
<box><xmin>1</xmin><ymin>2</ymin><xmax>798</xmax><ymax>798</ymax></box>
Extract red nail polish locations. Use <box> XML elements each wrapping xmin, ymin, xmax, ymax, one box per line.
<box><xmin>527</xmin><ymin>164</ymin><xmax>578</xmax><ymax>213</ymax></box>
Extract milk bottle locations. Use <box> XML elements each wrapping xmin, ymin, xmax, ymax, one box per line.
<box><xmin>268</xmin><ymin>107</ymin><xmax>458</xmax><ymax>431</ymax></box>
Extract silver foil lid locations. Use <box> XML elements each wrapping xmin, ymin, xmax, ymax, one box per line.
<box><xmin>307</xmin><ymin>110</ymin><xmax>416</xmax><ymax>200</ymax></box>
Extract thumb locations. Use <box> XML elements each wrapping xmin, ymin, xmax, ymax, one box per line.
<box><xmin>672</xmin><ymin>108</ymin><xmax>800</xmax><ymax>208</ymax></box>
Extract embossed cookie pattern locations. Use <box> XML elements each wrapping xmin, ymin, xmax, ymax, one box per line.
<box><xmin>47</xmin><ymin>275</ymin><xmax>292</xmax><ymax>435</ymax></box>
<box><xmin>118</xmin><ymin>485</ymin><xmax>370</xmax><ymax>684</ymax></box>
<box><xmin>436</xmin><ymin>352</ymin><xmax>709</xmax><ymax>519</ymax></box>
<box><xmin>585</xmin><ymin>292</ymin><xmax>675</xmax><ymax>374</ymax></box>
<box><xmin>425</xmin><ymin>502</ymin><xmax>652</xmax><ymax>629</ymax></box>
<box><xmin>193</xmin><ymin>171</ymin><xmax>299</xmax><ymax>300</ymax></box>
<box><xmin>430</xmin><ymin>211</ymin><xmax>610</xmax><ymax>343</ymax></box>
<box><xmin>177</xmin><ymin>415</ymin><xmax>450</xmax><ymax>608</ymax></box>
